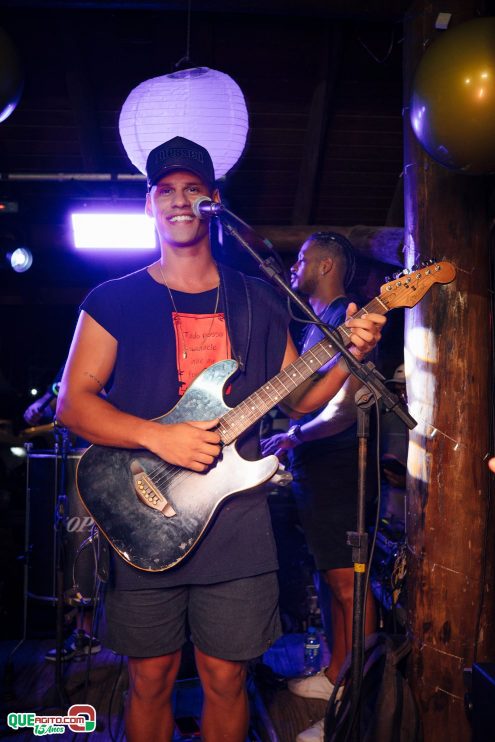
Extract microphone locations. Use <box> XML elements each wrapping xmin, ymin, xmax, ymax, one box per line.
<box><xmin>192</xmin><ymin>196</ymin><xmax>224</xmax><ymax>219</ymax></box>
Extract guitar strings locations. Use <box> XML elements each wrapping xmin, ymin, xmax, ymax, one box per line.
<box><xmin>140</xmin><ymin>279</ymin><xmax>442</xmax><ymax>495</ymax></box>
<box><xmin>141</xmin><ymin>326</ymin><xmax>363</xmax><ymax>492</ymax></box>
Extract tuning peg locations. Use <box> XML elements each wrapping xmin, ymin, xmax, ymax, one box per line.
<box><xmin>402</xmin><ymin>268</ymin><xmax>410</xmax><ymax>275</ymax></box>
<box><xmin>384</xmin><ymin>275</ymin><xmax>391</xmax><ymax>283</ymax></box>
<box><xmin>411</xmin><ymin>263</ymin><xmax>418</xmax><ymax>271</ymax></box>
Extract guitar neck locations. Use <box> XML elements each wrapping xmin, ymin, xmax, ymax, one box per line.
<box><xmin>218</xmin><ymin>295</ymin><xmax>388</xmax><ymax>445</ymax></box>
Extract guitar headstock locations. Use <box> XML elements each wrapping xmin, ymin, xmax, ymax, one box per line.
<box><xmin>378</xmin><ymin>260</ymin><xmax>456</xmax><ymax>310</ymax></box>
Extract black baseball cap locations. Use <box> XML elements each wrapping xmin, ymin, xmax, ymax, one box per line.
<box><xmin>145</xmin><ymin>136</ymin><xmax>215</xmax><ymax>189</ymax></box>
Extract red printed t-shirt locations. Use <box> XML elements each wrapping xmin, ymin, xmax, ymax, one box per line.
<box><xmin>172</xmin><ymin>310</ymin><xmax>231</xmax><ymax>395</ymax></box>
<box><xmin>80</xmin><ymin>268</ymin><xmax>290</xmax><ymax>590</ymax></box>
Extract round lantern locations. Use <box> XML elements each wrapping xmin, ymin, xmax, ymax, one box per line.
<box><xmin>0</xmin><ymin>27</ymin><xmax>24</xmax><ymax>124</ymax></box>
<box><xmin>119</xmin><ymin>67</ymin><xmax>249</xmax><ymax>180</ymax></box>
<box><xmin>410</xmin><ymin>17</ymin><xmax>495</xmax><ymax>174</ymax></box>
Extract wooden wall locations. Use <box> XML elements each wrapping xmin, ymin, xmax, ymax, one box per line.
<box><xmin>403</xmin><ymin>2</ymin><xmax>495</xmax><ymax>739</ymax></box>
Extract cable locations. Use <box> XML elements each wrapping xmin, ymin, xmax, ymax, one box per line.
<box><xmin>173</xmin><ymin>0</ymin><xmax>194</xmax><ymax>70</ymax></box>
<box><xmin>356</xmin><ymin>27</ymin><xmax>396</xmax><ymax>64</ymax></box>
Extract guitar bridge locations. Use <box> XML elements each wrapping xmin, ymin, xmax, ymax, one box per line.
<box><xmin>130</xmin><ymin>461</ymin><xmax>176</xmax><ymax>518</ymax></box>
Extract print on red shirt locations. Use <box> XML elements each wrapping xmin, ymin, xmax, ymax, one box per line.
<box><xmin>172</xmin><ymin>312</ymin><xmax>231</xmax><ymax>395</ymax></box>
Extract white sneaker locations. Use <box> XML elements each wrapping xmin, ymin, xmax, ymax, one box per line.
<box><xmin>296</xmin><ymin>718</ymin><xmax>324</xmax><ymax>742</ymax></box>
<box><xmin>44</xmin><ymin>630</ymin><xmax>101</xmax><ymax>662</ymax></box>
<box><xmin>288</xmin><ymin>668</ymin><xmax>343</xmax><ymax>701</ymax></box>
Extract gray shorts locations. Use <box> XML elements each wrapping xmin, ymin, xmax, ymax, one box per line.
<box><xmin>102</xmin><ymin>572</ymin><xmax>281</xmax><ymax>661</ymax></box>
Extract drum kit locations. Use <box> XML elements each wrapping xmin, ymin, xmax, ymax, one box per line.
<box><xmin>0</xmin><ymin>418</ymin><xmax>103</xmax><ymax>708</ymax></box>
<box><xmin>8</xmin><ymin>420</ymin><xmax>100</xmax><ymax>622</ymax></box>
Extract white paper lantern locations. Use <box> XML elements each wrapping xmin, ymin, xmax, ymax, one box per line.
<box><xmin>119</xmin><ymin>67</ymin><xmax>249</xmax><ymax>180</ymax></box>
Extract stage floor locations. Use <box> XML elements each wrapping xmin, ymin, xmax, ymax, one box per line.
<box><xmin>0</xmin><ymin>633</ymin><xmax>330</xmax><ymax>741</ymax></box>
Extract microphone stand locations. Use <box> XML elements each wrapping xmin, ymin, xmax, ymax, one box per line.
<box><xmin>43</xmin><ymin>429</ymin><xmax>70</xmax><ymax>710</ymax></box>
<box><xmin>215</xmin><ymin>207</ymin><xmax>416</xmax><ymax>741</ymax></box>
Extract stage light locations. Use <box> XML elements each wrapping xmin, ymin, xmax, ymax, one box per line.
<box><xmin>71</xmin><ymin>213</ymin><xmax>157</xmax><ymax>249</ymax></box>
<box><xmin>0</xmin><ymin>200</ymin><xmax>18</xmax><ymax>213</ymax></box>
<box><xmin>10</xmin><ymin>447</ymin><xmax>26</xmax><ymax>458</ymax></box>
<box><xmin>8</xmin><ymin>247</ymin><xmax>33</xmax><ymax>272</ymax></box>
<box><xmin>30</xmin><ymin>388</ymin><xmax>38</xmax><ymax>396</ymax></box>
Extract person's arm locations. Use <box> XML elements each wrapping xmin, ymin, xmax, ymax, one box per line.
<box><xmin>281</xmin><ymin>302</ymin><xmax>385</xmax><ymax>416</ymax></box>
<box><xmin>56</xmin><ymin>311</ymin><xmax>221</xmax><ymax>472</ymax></box>
<box><xmin>24</xmin><ymin>363</ymin><xmax>66</xmax><ymax>425</ymax></box>
<box><xmin>24</xmin><ymin>391</ymin><xmax>57</xmax><ymax>425</ymax></box>
<box><xmin>262</xmin><ymin>303</ymin><xmax>384</xmax><ymax>459</ymax></box>
<box><xmin>261</xmin><ymin>374</ymin><xmax>360</xmax><ymax>459</ymax></box>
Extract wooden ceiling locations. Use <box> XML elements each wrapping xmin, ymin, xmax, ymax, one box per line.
<box><xmin>0</xmin><ymin>0</ymin><xmax>408</xmax><ymax>408</ymax></box>
<box><xmin>0</xmin><ymin>0</ymin><xmax>405</xmax><ymax>226</ymax></box>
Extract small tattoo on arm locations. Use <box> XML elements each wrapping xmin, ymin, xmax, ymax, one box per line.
<box><xmin>84</xmin><ymin>372</ymin><xmax>104</xmax><ymax>389</ymax></box>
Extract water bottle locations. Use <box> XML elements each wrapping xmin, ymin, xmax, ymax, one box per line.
<box><xmin>303</xmin><ymin>625</ymin><xmax>321</xmax><ymax>676</ymax></box>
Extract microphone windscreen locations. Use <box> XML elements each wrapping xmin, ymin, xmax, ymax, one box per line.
<box><xmin>192</xmin><ymin>196</ymin><xmax>213</xmax><ymax>219</ymax></box>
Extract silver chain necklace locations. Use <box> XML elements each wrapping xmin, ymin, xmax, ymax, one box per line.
<box><xmin>158</xmin><ymin>262</ymin><xmax>220</xmax><ymax>359</ymax></box>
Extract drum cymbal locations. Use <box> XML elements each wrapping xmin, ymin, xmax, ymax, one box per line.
<box><xmin>21</xmin><ymin>422</ymin><xmax>56</xmax><ymax>439</ymax></box>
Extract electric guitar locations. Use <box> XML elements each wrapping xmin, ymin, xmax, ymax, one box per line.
<box><xmin>76</xmin><ymin>261</ymin><xmax>456</xmax><ymax>571</ymax></box>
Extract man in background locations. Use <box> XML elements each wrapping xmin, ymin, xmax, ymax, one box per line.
<box><xmin>262</xmin><ymin>232</ymin><xmax>378</xmax><ymax>742</ymax></box>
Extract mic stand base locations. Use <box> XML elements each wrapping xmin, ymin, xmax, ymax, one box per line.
<box><xmin>333</xmin><ymin>388</ymin><xmax>375</xmax><ymax>742</ymax></box>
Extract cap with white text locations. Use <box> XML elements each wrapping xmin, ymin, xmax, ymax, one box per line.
<box><xmin>145</xmin><ymin>136</ymin><xmax>215</xmax><ymax>189</ymax></box>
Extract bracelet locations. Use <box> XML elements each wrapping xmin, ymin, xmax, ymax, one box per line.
<box><xmin>287</xmin><ymin>424</ymin><xmax>305</xmax><ymax>446</ymax></box>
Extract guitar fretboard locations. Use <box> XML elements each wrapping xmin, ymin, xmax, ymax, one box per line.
<box><xmin>217</xmin><ymin>296</ymin><xmax>388</xmax><ymax>445</ymax></box>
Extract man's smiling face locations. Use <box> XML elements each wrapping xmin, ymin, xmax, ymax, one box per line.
<box><xmin>145</xmin><ymin>169</ymin><xmax>214</xmax><ymax>248</ymax></box>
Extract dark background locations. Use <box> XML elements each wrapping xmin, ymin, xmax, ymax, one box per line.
<box><xmin>0</xmin><ymin>1</ymin><xmax>407</xmax><ymax>635</ymax></box>
<box><xmin>0</xmin><ymin>1</ymin><xmax>406</xmax><ymax>417</ymax></box>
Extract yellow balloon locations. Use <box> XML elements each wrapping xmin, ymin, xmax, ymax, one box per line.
<box><xmin>410</xmin><ymin>17</ymin><xmax>495</xmax><ymax>174</ymax></box>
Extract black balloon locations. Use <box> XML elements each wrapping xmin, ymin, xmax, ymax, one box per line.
<box><xmin>0</xmin><ymin>27</ymin><xmax>23</xmax><ymax>124</ymax></box>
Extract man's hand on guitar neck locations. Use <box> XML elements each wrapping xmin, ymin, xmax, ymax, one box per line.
<box><xmin>280</xmin><ymin>305</ymin><xmax>386</xmax><ymax>416</ymax></box>
<box><xmin>344</xmin><ymin>302</ymin><xmax>385</xmax><ymax>360</ymax></box>
<box><xmin>144</xmin><ymin>418</ymin><xmax>221</xmax><ymax>472</ymax></box>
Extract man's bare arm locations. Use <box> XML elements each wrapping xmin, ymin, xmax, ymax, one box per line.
<box><xmin>56</xmin><ymin>311</ymin><xmax>220</xmax><ymax>472</ymax></box>
<box><xmin>280</xmin><ymin>303</ymin><xmax>386</xmax><ymax>416</ymax></box>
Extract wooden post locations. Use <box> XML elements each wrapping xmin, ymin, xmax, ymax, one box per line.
<box><xmin>403</xmin><ymin>3</ymin><xmax>495</xmax><ymax>740</ymax></box>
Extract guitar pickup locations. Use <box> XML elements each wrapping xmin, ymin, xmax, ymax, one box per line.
<box><xmin>130</xmin><ymin>461</ymin><xmax>176</xmax><ymax>518</ymax></box>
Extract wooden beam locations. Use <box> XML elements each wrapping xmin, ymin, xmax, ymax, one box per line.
<box><xmin>2</xmin><ymin>1</ymin><xmax>409</xmax><ymax>22</ymax></box>
<box><xmin>292</xmin><ymin>25</ymin><xmax>344</xmax><ymax>225</ymax></box>
<box><xmin>261</xmin><ymin>224</ymin><xmax>404</xmax><ymax>265</ymax></box>
<box><xmin>56</xmin><ymin>18</ymin><xmax>103</xmax><ymax>172</ymax></box>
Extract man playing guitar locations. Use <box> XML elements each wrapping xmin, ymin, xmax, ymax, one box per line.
<box><xmin>57</xmin><ymin>136</ymin><xmax>385</xmax><ymax>742</ymax></box>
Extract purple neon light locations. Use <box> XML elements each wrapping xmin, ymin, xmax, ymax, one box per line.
<box><xmin>71</xmin><ymin>213</ymin><xmax>157</xmax><ymax>249</ymax></box>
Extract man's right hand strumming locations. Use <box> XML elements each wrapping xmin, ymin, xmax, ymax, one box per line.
<box><xmin>145</xmin><ymin>418</ymin><xmax>221</xmax><ymax>472</ymax></box>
